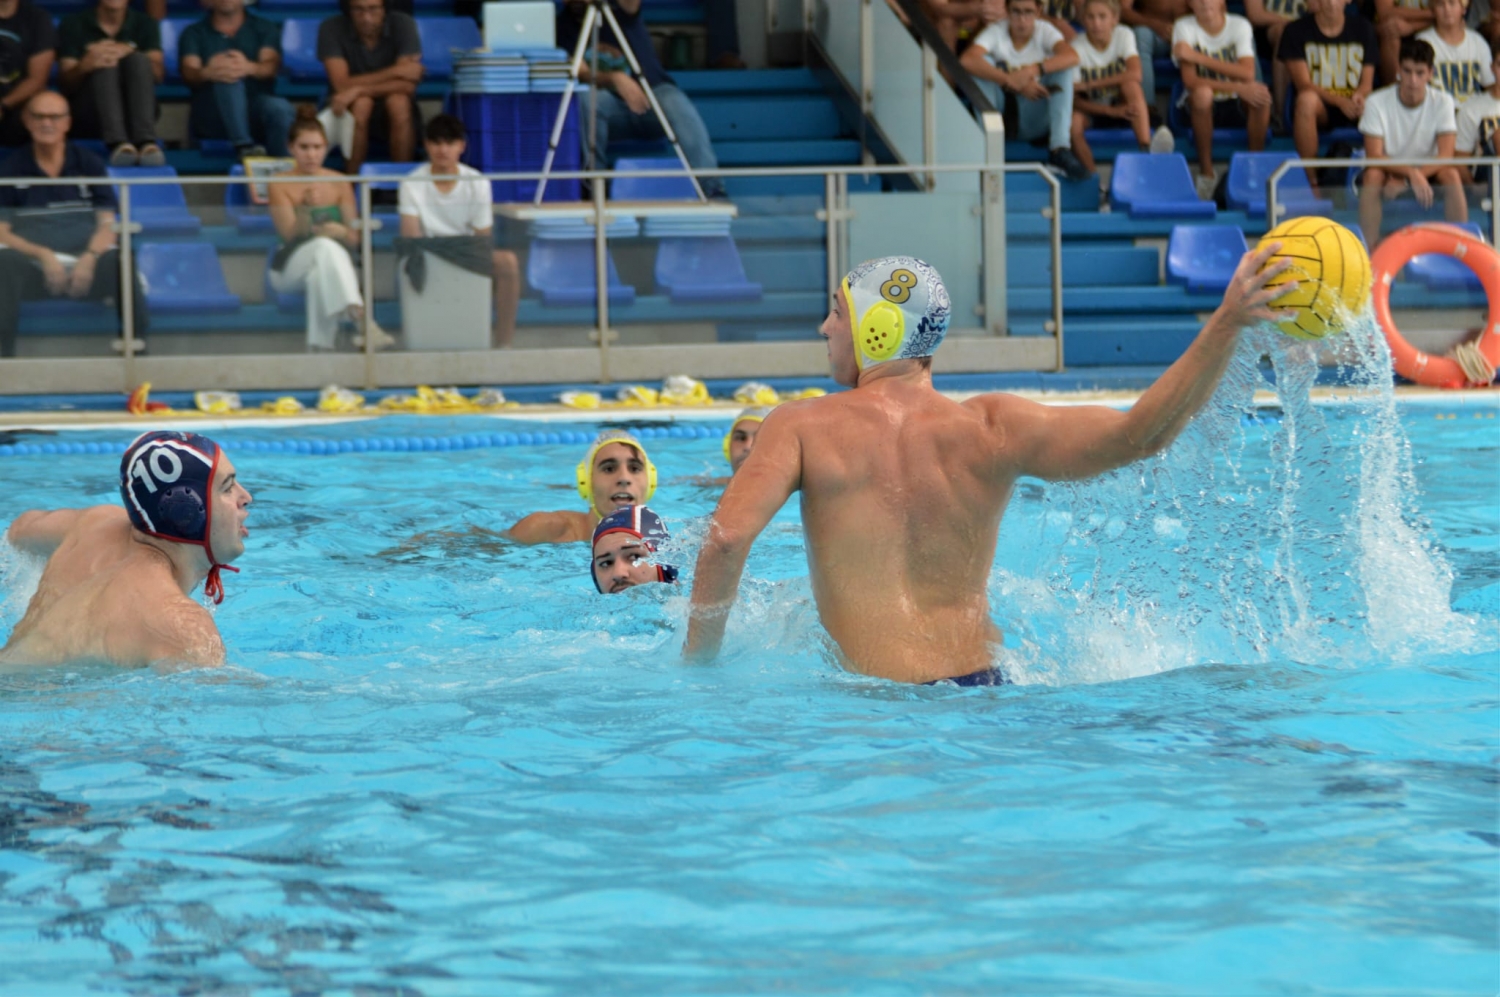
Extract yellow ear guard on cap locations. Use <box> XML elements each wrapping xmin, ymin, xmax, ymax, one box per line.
<box><xmin>721</xmin><ymin>411</ymin><xmax>769</xmax><ymax>464</ymax></box>
<box><xmin>575</xmin><ymin>435</ymin><xmax>658</xmax><ymax>515</ymax></box>
<box><xmin>842</xmin><ymin>277</ymin><xmax>908</xmax><ymax>366</ymax></box>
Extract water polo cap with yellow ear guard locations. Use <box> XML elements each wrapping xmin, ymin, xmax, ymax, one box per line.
<box><xmin>575</xmin><ymin>429</ymin><xmax>658</xmax><ymax>516</ymax></box>
<box><xmin>839</xmin><ymin>256</ymin><xmax>951</xmax><ymax>371</ymax></box>
<box><xmin>721</xmin><ymin>407</ymin><xmax>771</xmax><ymax>463</ymax></box>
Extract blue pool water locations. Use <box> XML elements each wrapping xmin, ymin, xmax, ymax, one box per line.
<box><xmin>1</xmin><ymin>333</ymin><xmax>1497</xmax><ymax>994</ymax></box>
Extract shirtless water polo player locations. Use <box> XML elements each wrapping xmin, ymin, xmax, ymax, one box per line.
<box><xmin>684</xmin><ymin>246</ymin><xmax>1294</xmax><ymax>685</ymax></box>
<box><xmin>1</xmin><ymin>431</ymin><xmax>253</xmax><ymax>670</ymax></box>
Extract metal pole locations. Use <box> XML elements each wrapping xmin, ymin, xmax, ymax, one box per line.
<box><xmin>1490</xmin><ymin>166</ymin><xmax>1498</xmax><ymax>241</ymax></box>
<box><xmin>980</xmin><ymin>109</ymin><xmax>1007</xmax><ymax>336</ymax></box>
<box><xmin>824</xmin><ymin>172</ymin><xmax>839</xmax><ymax>300</ymax></box>
<box><xmin>920</xmin><ymin>40</ymin><xmax>936</xmax><ymax>192</ymax></box>
<box><xmin>593</xmin><ymin>173</ymin><xmax>613</xmax><ymax>383</ymax></box>
<box><xmin>1044</xmin><ymin>168</ymin><xmax>1064</xmax><ymax>370</ymax></box>
<box><xmin>360</xmin><ymin>179</ymin><xmax>375</xmax><ymax>390</ymax></box>
<box><xmin>118</xmin><ymin>185</ymin><xmax>137</xmax><ymax>390</ymax></box>
<box><xmin>536</xmin><ymin>2</ymin><xmax>598</xmax><ymax>204</ymax></box>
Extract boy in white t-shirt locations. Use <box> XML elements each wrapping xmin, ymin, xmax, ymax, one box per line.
<box><xmin>1173</xmin><ymin>0</ymin><xmax>1271</xmax><ymax>189</ymax></box>
<box><xmin>1358</xmin><ymin>37</ymin><xmax>1467</xmax><ymax>242</ymax></box>
<box><xmin>398</xmin><ymin>115</ymin><xmax>521</xmax><ymax>348</ymax></box>
<box><xmin>960</xmin><ymin>0</ymin><xmax>1091</xmax><ymax>179</ymax></box>
<box><xmin>1455</xmin><ymin>36</ymin><xmax>1500</xmax><ymax>176</ymax></box>
<box><xmin>1071</xmin><ymin>0</ymin><xmax>1175</xmax><ymax>169</ymax></box>
<box><xmin>1418</xmin><ymin>0</ymin><xmax>1495</xmax><ymax>100</ymax></box>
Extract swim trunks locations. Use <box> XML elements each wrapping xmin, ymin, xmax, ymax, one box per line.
<box><xmin>926</xmin><ymin>667</ymin><xmax>1010</xmax><ymax>687</ymax></box>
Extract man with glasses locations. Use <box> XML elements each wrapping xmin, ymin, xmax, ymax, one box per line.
<box><xmin>317</xmin><ymin>0</ymin><xmax>422</xmax><ymax>173</ymax></box>
<box><xmin>0</xmin><ymin>90</ymin><xmax>147</xmax><ymax>357</ymax></box>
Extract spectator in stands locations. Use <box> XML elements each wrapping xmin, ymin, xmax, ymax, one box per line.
<box><xmin>1121</xmin><ymin>0</ymin><xmax>1189</xmax><ymax>100</ymax></box>
<box><xmin>0</xmin><ymin>91</ymin><xmax>147</xmax><ymax>358</ymax></box>
<box><xmin>1071</xmin><ymin>0</ymin><xmax>1174</xmax><ymax>169</ymax></box>
<box><xmin>1471</xmin><ymin>0</ymin><xmax>1500</xmax><ymax>46</ymax></box>
<box><xmin>557</xmin><ymin>0</ymin><xmax>725</xmax><ymax>198</ymax></box>
<box><xmin>1418</xmin><ymin>0</ymin><xmax>1495</xmax><ymax>100</ymax></box>
<box><xmin>179</xmin><ymin>0</ymin><xmax>295</xmax><ymax>158</ymax></box>
<box><xmin>0</xmin><ymin>0</ymin><xmax>55</xmax><ymax>148</ymax></box>
<box><xmin>1455</xmin><ymin>36</ymin><xmax>1500</xmax><ymax>173</ymax></box>
<box><xmin>398</xmin><ymin>115</ymin><xmax>521</xmax><ymax>348</ymax></box>
<box><xmin>1280</xmin><ymin>0</ymin><xmax>1377</xmax><ymax>179</ymax></box>
<box><xmin>960</xmin><ymin>0</ymin><xmax>1091</xmax><ymax>180</ymax></box>
<box><xmin>1043</xmin><ymin>0</ymin><xmax>1080</xmax><ymax>39</ymax></box>
<box><xmin>1243</xmin><ymin>0</ymin><xmax>1305</xmax><ymax>129</ymax></box>
<box><xmin>917</xmin><ymin>0</ymin><xmax>1006</xmax><ymax>54</ymax></box>
<box><xmin>1359</xmin><ymin>37</ymin><xmax>1466</xmax><ymax>241</ymax></box>
<box><xmin>706</xmin><ymin>0</ymin><xmax>746</xmax><ymax>68</ymax></box>
<box><xmin>268</xmin><ymin>105</ymin><xmax>391</xmax><ymax>351</ymax></box>
<box><xmin>318</xmin><ymin>0</ymin><xmax>422</xmax><ymax>174</ymax></box>
<box><xmin>1173</xmin><ymin>0</ymin><xmax>1271</xmax><ymax>194</ymax></box>
<box><xmin>1376</xmin><ymin>0</ymin><xmax>1434</xmax><ymax>84</ymax></box>
<box><xmin>57</xmin><ymin>0</ymin><xmax>164</xmax><ymax>166</ymax></box>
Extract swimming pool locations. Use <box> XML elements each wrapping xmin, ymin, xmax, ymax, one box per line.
<box><xmin>1</xmin><ymin>334</ymin><xmax>1496</xmax><ymax>994</ymax></box>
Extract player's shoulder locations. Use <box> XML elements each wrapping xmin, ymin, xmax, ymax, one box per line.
<box><xmin>144</xmin><ymin>595</ymin><xmax>226</xmax><ymax>669</ymax></box>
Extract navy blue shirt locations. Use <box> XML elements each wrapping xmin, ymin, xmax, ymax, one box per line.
<box><xmin>557</xmin><ymin>1</ymin><xmax>671</xmax><ymax>88</ymax></box>
<box><xmin>0</xmin><ymin>142</ymin><xmax>114</xmax><ymax>253</ymax></box>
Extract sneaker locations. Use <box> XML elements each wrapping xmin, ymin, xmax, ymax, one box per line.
<box><xmin>235</xmin><ymin>144</ymin><xmax>268</xmax><ymax>159</ymax></box>
<box><xmin>1149</xmin><ymin>125</ymin><xmax>1176</xmax><ymax>155</ymax></box>
<box><xmin>108</xmin><ymin>144</ymin><xmax>138</xmax><ymax>168</ymax></box>
<box><xmin>1048</xmin><ymin>146</ymin><xmax>1092</xmax><ymax>182</ymax></box>
<box><xmin>352</xmin><ymin>322</ymin><xmax>397</xmax><ymax>351</ymax></box>
<box><xmin>1195</xmin><ymin>170</ymin><xmax>1219</xmax><ymax>201</ymax></box>
<box><xmin>138</xmin><ymin>144</ymin><xmax>165</xmax><ymax>168</ymax></box>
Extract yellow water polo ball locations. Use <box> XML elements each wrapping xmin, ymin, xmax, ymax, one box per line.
<box><xmin>1255</xmin><ymin>217</ymin><xmax>1372</xmax><ymax>340</ymax></box>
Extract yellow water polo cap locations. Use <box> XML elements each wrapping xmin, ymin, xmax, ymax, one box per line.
<box><xmin>722</xmin><ymin>406</ymin><xmax>771</xmax><ymax>463</ymax></box>
<box><xmin>575</xmin><ymin>429</ymin><xmax>658</xmax><ymax>515</ymax></box>
<box><xmin>839</xmin><ymin>256</ymin><xmax>951</xmax><ymax>370</ymax></box>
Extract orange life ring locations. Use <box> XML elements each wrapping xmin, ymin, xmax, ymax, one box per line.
<box><xmin>1370</xmin><ymin>223</ymin><xmax>1500</xmax><ymax>388</ymax></box>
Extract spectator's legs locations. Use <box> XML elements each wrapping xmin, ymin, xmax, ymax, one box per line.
<box><xmin>0</xmin><ymin>251</ymin><xmax>49</xmax><ymax>358</ymax></box>
<box><xmin>1134</xmin><ymin>27</ymin><xmax>1162</xmax><ymax>105</ymax></box>
<box><xmin>1269</xmin><ymin>20</ymin><xmax>1290</xmax><ymax>128</ymax></box>
<box><xmin>212</xmin><ymin>81</ymin><xmax>256</xmax><ymax>149</ymax></box>
<box><xmin>1245</xmin><ymin>96</ymin><xmax>1270</xmax><ymax>152</ymax></box>
<box><xmin>119</xmin><ymin>52</ymin><xmax>159</xmax><ymax>148</ymax></box>
<box><xmin>1377</xmin><ymin>16</ymin><xmax>1413</xmax><ymax>83</ymax></box>
<box><xmin>384</xmin><ymin>93</ymin><xmax>416</xmax><ymax>162</ymax></box>
<box><xmin>88</xmin><ymin>249</ymin><xmax>149</xmax><ymax>338</ymax></box>
<box><xmin>1436</xmin><ymin>165</ymin><xmax>1469</xmax><ymax>221</ymax></box>
<box><xmin>1040</xmin><ymin>69</ymin><xmax>1075</xmax><ymax>151</ymax></box>
<box><xmin>1292</xmin><ymin>90</ymin><xmax>1327</xmax><ymax>184</ymax></box>
<box><xmin>1120</xmin><ymin>81</ymin><xmax>1152</xmax><ymax>146</ymax></box>
<box><xmin>704</xmin><ymin>0</ymin><xmax>743</xmax><ymax>67</ymax></box>
<box><xmin>77</xmin><ymin>66</ymin><xmax>131</xmax><ymax>146</ymax></box>
<box><xmin>579</xmin><ymin>88</ymin><xmax>626</xmax><ymax>168</ymax></box>
<box><xmin>652</xmin><ymin>84</ymin><xmax>724</xmax><ymax>197</ymax></box>
<box><xmin>348</xmin><ymin>95</ymin><xmax>375</xmax><ymax>174</ymax></box>
<box><xmin>268</xmin><ymin>237</ymin><xmax>363</xmax><ymax>349</ymax></box>
<box><xmin>1070</xmin><ymin>110</ymin><xmax>1095</xmax><ymax>173</ymax></box>
<box><xmin>1359</xmin><ymin>165</ymin><xmax>1388</xmax><ymax>244</ymax></box>
<box><xmin>250</xmin><ymin>94</ymin><xmax>297</xmax><ymax>157</ymax></box>
<box><xmin>492</xmin><ymin>248</ymin><xmax>520</xmax><ymax>348</ymax></box>
<box><xmin>1188</xmin><ymin>85</ymin><xmax>1217</xmax><ymax>175</ymax></box>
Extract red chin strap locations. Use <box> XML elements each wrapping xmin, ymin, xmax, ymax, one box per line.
<box><xmin>203</xmin><ymin>563</ymin><xmax>240</xmax><ymax>605</ymax></box>
<box><xmin>199</xmin><ymin>449</ymin><xmax>239</xmax><ymax>606</ymax></box>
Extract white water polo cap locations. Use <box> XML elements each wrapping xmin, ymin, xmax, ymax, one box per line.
<box><xmin>839</xmin><ymin>256</ymin><xmax>951</xmax><ymax>370</ymax></box>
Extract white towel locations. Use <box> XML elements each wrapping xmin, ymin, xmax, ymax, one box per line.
<box><xmin>317</xmin><ymin>107</ymin><xmax>357</xmax><ymax>160</ymax></box>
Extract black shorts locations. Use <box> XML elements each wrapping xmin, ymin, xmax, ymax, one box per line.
<box><xmin>1209</xmin><ymin>99</ymin><xmax>1248</xmax><ymax>128</ymax></box>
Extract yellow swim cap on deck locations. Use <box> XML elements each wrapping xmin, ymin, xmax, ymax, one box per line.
<box><xmin>839</xmin><ymin>257</ymin><xmax>951</xmax><ymax>371</ymax></box>
<box><xmin>575</xmin><ymin>430</ymin><xmax>658</xmax><ymax>515</ymax></box>
<box><xmin>722</xmin><ymin>407</ymin><xmax>771</xmax><ymax>463</ymax></box>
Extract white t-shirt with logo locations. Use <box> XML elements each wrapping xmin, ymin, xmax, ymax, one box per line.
<box><xmin>1076</xmin><ymin>25</ymin><xmax>1138</xmax><ymax>103</ymax></box>
<box><xmin>1171</xmin><ymin>14</ymin><xmax>1257</xmax><ymax>101</ymax></box>
<box><xmin>1415</xmin><ymin>26</ymin><xmax>1496</xmax><ymax>103</ymax></box>
<box><xmin>971</xmin><ymin>18</ymin><xmax>1066</xmax><ymax>71</ymax></box>
<box><xmin>398</xmin><ymin>163</ymin><xmax>494</xmax><ymax>237</ymax></box>
<box><xmin>1456</xmin><ymin>90</ymin><xmax>1500</xmax><ymax>152</ymax></box>
<box><xmin>1359</xmin><ymin>83</ymin><xmax>1458</xmax><ymax>157</ymax></box>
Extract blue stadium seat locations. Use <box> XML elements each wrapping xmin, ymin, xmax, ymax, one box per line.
<box><xmin>1405</xmin><ymin>222</ymin><xmax>1485</xmax><ymax>291</ymax></box>
<box><xmin>1109</xmin><ymin>153</ymin><xmax>1215</xmax><ymax>219</ymax></box>
<box><xmin>417</xmin><ymin>16</ymin><xmax>483</xmax><ymax>80</ymax></box>
<box><xmin>137</xmin><ymin>243</ymin><xmax>242</xmax><ymax>314</ymax></box>
<box><xmin>358</xmin><ymin>161</ymin><xmax>416</xmax><ymax>190</ymax></box>
<box><xmin>160</xmin><ymin>17</ymin><xmax>195</xmax><ymax>83</ymax></box>
<box><xmin>281</xmin><ymin>19</ymin><xmax>327</xmax><ymax>82</ymax></box>
<box><xmin>1166</xmin><ymin>224</ymin><xmax>1247</xmax><ymax>292</ymax></box>
<box><xmin>655</xmin><ymin>236</ymin><xmax>762</xmax><ymax>303</ymax></box>
<box><xmin>107</xmin><ymin>166</ymin><xmax>202</xmax><ymax>236</ymax></box>
<box><xmin>611</xmin><ymin>156</ymin><xmax>698</xmax><ymax>200</ymax></box>
<box><xmin>527</xmin><ymin>239</ymin><xmax>636</xmax><ymax>306</ymax></box>
<box><xmin>225</xmin><ymin>164</ymin><xmax>276</xmax><ymax>234</ymax></box>
<box><xmin>1226</xmin><ymin>151</ymin><xmax>1334</xmax><ymax>217</ymax></box>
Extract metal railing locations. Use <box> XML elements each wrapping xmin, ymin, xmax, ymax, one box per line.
<box><xmin>0</xmin><ymin>159</ymin><xmax>1062</xmax><ymax>396</ymax></box>
<box><xmin>1267</xmin><ymin>154</ymin><xmax>1500</xmax><ymax>237</ymax></box>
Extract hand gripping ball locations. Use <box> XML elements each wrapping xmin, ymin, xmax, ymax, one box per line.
<box><xmin>1255</xmin><ymin>217</ymin><xmax>1372</xmax><ymax>340</ymax></box>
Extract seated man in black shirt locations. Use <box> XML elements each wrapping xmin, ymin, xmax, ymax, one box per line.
<box><xmin>317</xmin><ymin>0</ymin><xmax>422</xmax><ymax>173</ymax></box>
<box><xmin>0</xmin><ymin>90</ymin><xmax>148</xmax><ymax>357</ymax></box>
<box><xmin>1279</xmin><ymin>0</ymin><xmax>1378</xmax><ymax>178</ymax></box>
<box><xmin>0</xmin><ymin>0</ymin><xmax>56</xmax><ymax>148</ymax></box>
<box><xmin>558</xmin><ymin>0</ymin><xmax>724</xmax><ymax>197</ymax></box>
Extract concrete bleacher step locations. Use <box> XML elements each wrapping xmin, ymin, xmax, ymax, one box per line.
<box><xmin>1008</xmin><ymin>245</ymin><xmax>1160</xmax><ymax>288</ymax></box>
<box><xmin>739</xmin><ymin>245</ymin><xmax>826</xmax><ymax>293</ymax></box>
<box><xmin>673</xmin><ymin>69</ymin><xmax>827</xmax><ymax>96</ymax></box>
<box><xmin>696</xmin><ymin>96</ymin><xmax>842</xmax><ymax>142</ymax></box>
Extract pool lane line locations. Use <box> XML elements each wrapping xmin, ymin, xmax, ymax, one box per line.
<box><xmin>0</xmin><ymin>423</ymin><xmax>728</xmax><ymax>458</ymax></box>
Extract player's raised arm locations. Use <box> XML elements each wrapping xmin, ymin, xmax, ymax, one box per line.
<box><xmin>987</xmin><ymin>245</ymin><xmax>1294</xmax><ymax>482</ymax></box>
<box><xmin>684</xmin><ymin>407</ymin><xmax>805</xmax><ymax>662</ymax></box>
<box><xmin>5</xmin><ymin>507</ymin><xmax>96</xmax><ymax>557</ymax></box>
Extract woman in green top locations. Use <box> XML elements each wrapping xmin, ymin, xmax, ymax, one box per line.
<box><xmin>57</xmin><ymin>0</ymin><xmax>164</xmax><ymax>167</ymax></box>
<box><xmin>267</xmin><ymin>105</ymin><xmax>392</xmax><ymax>351</ymax></box>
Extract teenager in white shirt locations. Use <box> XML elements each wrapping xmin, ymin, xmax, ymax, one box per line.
<box><xmin>1174</xmin><ymin>0</ymin><xmax>1272</xmax><ymax>188</ymax></box>
<box><xmin>1418</xmin><ymin>0</ymin><xmax>1495</xmax><ymax>100</ymax></box>
<box><xmin>1359</xmin><ymin>37</ymin><xmax>1467</xmax><ymax>241</ymax></box>
<box><xmin>398</xmin><ymin>114</ymin><xmax>521</xmax><ymax>348</ymax></box>
<box><xmin>1071</xmin><ymin>0</ymin><xmax>1174</xmax><ymax>169</ymax></box>
<box><xmin>960</xmin><ymin>0</ymin><xmax>1091</xmax><ymax>179</ymax></box>
<box><xmin>1455</xmin><ymin>36</ymin><xmax>1500</xmax><ymax>175</ymax></box>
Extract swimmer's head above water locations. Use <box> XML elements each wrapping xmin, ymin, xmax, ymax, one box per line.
<box><xmin>120</xmin><ymin>430</ymin><xmax>252</xmax><ymax>604</ymax></box>
<box><xmin>590</xmin><ymin>505</ymin><xmax>679</xmax><ymax>593</ymax></box>
<box><xmin>576</xmin><ymin>430</ymin><xmax>658</xmax><ymax>519</ymax></box>
<box><xmin>821</xmin><ymin>256</ymin><xmax>951</xmax><ymax>385</ymax></box>
<box><xmin>723</xmin><ymin>407</ymin><xmax>770</xmax><ymax>473</ymax></box>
